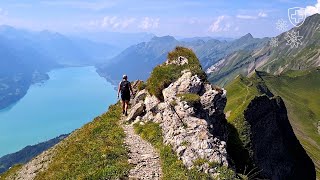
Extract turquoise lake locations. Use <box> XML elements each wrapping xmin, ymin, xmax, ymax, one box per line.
<box><xmin>0</xmin><ymin>66</ymin><xmax>117</xmax><ymax>157</ymax></box>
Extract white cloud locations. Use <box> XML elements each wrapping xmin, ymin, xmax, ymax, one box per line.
<box><xmin>237</xmin><ymin>12</ymin><xmax>268</xmax><ymax>20</ymax></box>
<box><xmin>236</xmin><ymin>15</ymin><xmax>257</xmax><ymax>20</ymax></box>
<box><xmin>139</xmin><ymin>17</ymin><xmax>160</xmax><ymax>30</ymax></box>
<box><xmin>258</xmin><ymin>12</ymin><xmax>268</xmax><ymax>18</ymax></box>
<box><xmin>100</xmin><ymin>16</ymin><xmax>136</xmax><ymax>29</ymax></box>
<box><xmin>304</xmin><ymin>0</ymin><xmax>320</xmax><ymax>16</ymax></box>
<box><xmin>85</xmin><ymin>16</ymin><xmax>161</xmax><ymax>31</ymax></box>
<box><xmin>208</xmin><ymin>16</ymin><xmax>232</xmax><ymax>32</ymax></box>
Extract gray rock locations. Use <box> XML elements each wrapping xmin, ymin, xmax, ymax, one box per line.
<box><xmin>126</xmin><ymin>102</ymin><xmax>145</xmax><ymax>122</ymax></box>
<box><xmin>166</xmin><ymin>56</ymin><xmax>189</xmax><ymax>66</ymax></box>
<box><xmin>162</xmin><ymin>70</ymin><xmax>203</xmax><ymax>102</ymax></box>
<box><xmin>144</xmin><ymin>94</ymin><xmax>160</xmax><ymax>111</ymax></box>
<box><xmin>137</xmin><ymin>69</ymin><xmax>229</xmax><ymax>176</ymax></box>
<box><xmin>132</xmin><ymin>89</ymin><xmax>147</xmax><ymax>106</ymax></box>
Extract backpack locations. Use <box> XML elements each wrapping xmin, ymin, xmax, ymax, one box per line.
<box><xmin>120</xmin><ymin>80</ymin><xmax>130</xmax><ymax>94</ymax></box>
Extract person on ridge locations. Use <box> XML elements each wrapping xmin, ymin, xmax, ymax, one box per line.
<box><xmin>117</xmin><ymin>74</ymin><xmax>134</xmax><ymax>116</ymax></box>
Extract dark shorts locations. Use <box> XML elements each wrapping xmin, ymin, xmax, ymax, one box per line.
<box><xmin>121</xmin><ymin>93</ymin><xmax>131</xmax><ymax>101</ymax></box>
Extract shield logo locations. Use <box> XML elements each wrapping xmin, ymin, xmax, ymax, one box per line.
<box><xmin>288</xmin><ymin>7</ymin><xmax>306</xmax><ymax>27</ymax></box>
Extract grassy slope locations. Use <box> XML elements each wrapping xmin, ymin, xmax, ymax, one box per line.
<box><xmin>225</xmin><ymin>69</ymin><xmax>320</xmax><ymax>178</ymax></box>
<box><xmin>0</xmin><ymin>165</ymin><xmax>23</xmax><ymax>180</ymax></box>
<box><xmin>35</xmin><ymin>103</ymin><xmax>131</xmax><ymax>179</ymax></box>
<box><xmin>1</xmin><ymin>103</ymin><xmax>131</xmax><ymax>179</ymax></box>
<box><xmin>261</xmin><ymin>68</ymin><xmax>320</xmax><ymax>177</ymax></box>
<box><xmin>133</xmin><ymin>122</ymin><xmax>236</xmax><ymax>180</ymax></box>
<box><xmin>224</xmin><ymin>75</ymin><xmax>263</xmax><ymax>173</ymax></box>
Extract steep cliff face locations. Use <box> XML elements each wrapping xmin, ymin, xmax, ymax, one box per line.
<box><xmin>244</xmin><ymin>95</ymin><xmax>316</xmax><ymax>180</ymax></box>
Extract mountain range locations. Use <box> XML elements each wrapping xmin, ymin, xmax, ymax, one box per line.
<box><xmin>97</xmin><ymin>33</ymin><xmax>268</xmax><ymax>84</ymax></box>
<box><xmin>207</xmin><ymin>14</ymin><xmax>320</xmax><ymax>86</ymax></box>
<box><xmin>97</xmin><ymin>14</ymin><xmax>320</xmax><ymax>87</ymax></box>
<box><xmin>0</xmin><ymin>25</ymin><xmax>122</xmax><ymax>110</ymax></box>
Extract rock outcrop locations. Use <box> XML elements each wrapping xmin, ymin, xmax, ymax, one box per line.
<box><xmin>126</xmin><ymin>102</ymin><xmax>145</xmax><ymax>122</ymax></box>
<box><xmin>244</xmin><ymin>95</ymin><xmax>316</xmax><ymax>180</ymax></box>
<box><xmin>129</xmin><ymin>56</ymin><xmax>229</xmax><ymax>175</ymax></box>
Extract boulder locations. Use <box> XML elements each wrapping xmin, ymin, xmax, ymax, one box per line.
<box><xmin>126</xmin><ymin>102</ymin><xmax>145</xmax><ymax>122</ymax></box>
<box><xmin>162</xmin><ymin>70</ymin><xmax>203</xmax><ymax>102</ymax></box>
<box><xmin>144</xmin><ymin>94</ymin><xmax>160</xmax><ymax>111</ymax></box>
<box><xmin>132</xmin><ymin>89</ymin><xmax>147</xmax><ymax>106</ymax></box>
<box><xmin>200</xmin><ymin>84</ymin><xmax>226</xmax><ymax>116</ymax></box>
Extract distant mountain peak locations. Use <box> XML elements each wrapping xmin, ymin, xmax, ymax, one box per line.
<box><xmin>150</xmin><ymin>35</ymin><xmax>177</xmax><ymax>42</ymax></box>
<box><xmin>301</xmin><ymin>13</ymin><xmax>320</xmax><ymax>29</ymax></box>
<box><xmin>240</xmin><ymin>33</ymin><xmax>254</xmax><ymax>40</ymax></box>
<box><xmin>306</xmin><ymin>13</ymin><xmax>320</xmax><ymax>21</ymax></box>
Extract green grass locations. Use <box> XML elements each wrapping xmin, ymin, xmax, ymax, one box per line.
<box><xmin>224</xmin><ymin>75</ymin><xmax>263</xmax><ymax>172</ymax></box>
<box><xmin>134</xmin><ymin>121</ymin><xmax>237</xmax><ymax>180</ymax></box>
<box><xmin>137</xmin><ymin>81</ymin><xmax>146</xmax><ymax>91</ymax></box>
<box><xmin>0</xmin><ymin>164</ymin><xmax>23</xmax><ymax>180</ymax></box>
<box><xmin>34</xmin><ymin>103</ymin><xmax>131</xmax><ymax>180</ymax></box>
<box><xmin>178</xmin><ymin>93</ymin><xmax>201</xmax><ymax>106</ymax></box>
<box><xmin>146</xmin><ymin>46</ymin><xmax>206</xmax><ymax>101</ymax></box>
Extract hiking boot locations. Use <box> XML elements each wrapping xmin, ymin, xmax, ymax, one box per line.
<box><xmin>125</xmin><ymin>111</ymin><xmax>128</xmax><ymax>116</ymax></box>
<box><xmin>122</xmin><ymin>110</ymin><xmax>125</xmax><ymax>114</ymax></box>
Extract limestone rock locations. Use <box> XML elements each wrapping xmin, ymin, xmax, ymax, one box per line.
<box><xmin>132</xmin><ymin>89</ymin><xmax>147</xmax><ymax>106</ymax></box>
<box><xmin>162</xmin><ymin>70</ymin><xmax>203</xmax><ymax>102</ymax></box>
<box><xmin>139</xmin><ymin>69</ymin><xmax>229</xmax><ymax>175</ymax></box>
<box><xmin>166</xmin><ymin>56</ymin><xmax>189</xmax><ymax>66</ymax></box>
<box><xmin>144</xmin><ymin>94</ymin><xmax>160</xmax><ymax>111</ymax></box>
<box><xmin>126</xmin><ymin>102</ymin><xmax>145</xmax><ymax>122</ymax></box>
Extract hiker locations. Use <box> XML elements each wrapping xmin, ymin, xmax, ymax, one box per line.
<box><xmin>117</xmin><ymin>74</ymin><xmax>134</xmax><ymax>116</ymax></box>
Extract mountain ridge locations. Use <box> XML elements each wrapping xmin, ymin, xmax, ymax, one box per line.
<box><xmin>96</xmin><ymin>33</ymin><xmax>268</xmax><ymax>84</ymax></box>
<box><xmin>1</xmin><ymin>47</ymin><xmax>315</xmax><ymax>179</ymax></box>
<box><xmin>207</xmin><ymin>13</ymin><xmax>320</xmax><ymax>86</ymax></box>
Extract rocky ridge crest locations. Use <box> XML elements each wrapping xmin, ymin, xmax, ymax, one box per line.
<box><xmin>127</xmin><ymin>53</ymin><xmax>229</xmax><ymax>176</ymax></box>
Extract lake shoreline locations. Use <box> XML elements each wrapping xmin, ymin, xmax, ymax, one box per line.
<box><xmin>0</xmin><ymin>66</ymin><xmax>117</xmax><ymax>157</ymax></box>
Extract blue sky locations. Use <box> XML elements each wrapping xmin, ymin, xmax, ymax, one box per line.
<box><xmin>0</xmin><ymin>0</ymin><xmax>319</xmax><ymax>38</ymax></box>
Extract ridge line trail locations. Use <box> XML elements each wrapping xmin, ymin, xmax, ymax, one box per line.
<box><xmin>121</xmin><ymin>115</ymin><xmax>162</xmax><ymax>179</ymax></box>
<box><xmin>226</xmin><ymin>83</ymin><xmax>250</xmax><ymax>118</ymax></box>
<box><xmin>243</xmin><ymin>85</ymin><xmax>250</xmax><ymax>104</ymax></box>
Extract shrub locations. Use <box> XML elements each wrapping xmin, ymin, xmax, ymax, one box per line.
<box><xmin>146</xmin><ymin>46</ymin><xmax>206</xmax><ymax>101</ymax></box>
<box><xmin>181</xmin><ymin>141</ymin><xmax>190</xmax><ymax>147</ymax></box>
<box><xmin>137</xmin><ymin>81</ymin><xmax>146</xmax><ymax>91</ymax></box>
<box><xmin>170</xmin><ymin>100</ymin><xmax>178</xmax><ymax>107</ymax></box>
<box><xmin>178</xmin><ymin>93</ymin><xmax>201</xmax><ymax>106</ymax></box>
<box><xmin>167</xmin><ymin>46</ymin><xmax>207</xmax><ymax>81</ymax></box>
<box><xmin>146</xmin><ymin>64</ymin><xmax>183</xmax><ymax>101</ymax></box>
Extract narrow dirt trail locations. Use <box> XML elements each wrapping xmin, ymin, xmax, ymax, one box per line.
<box><xmin>121</xmin><ymin>118</ymin><xmax>162</xmax><ymax>180</ymax></box>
